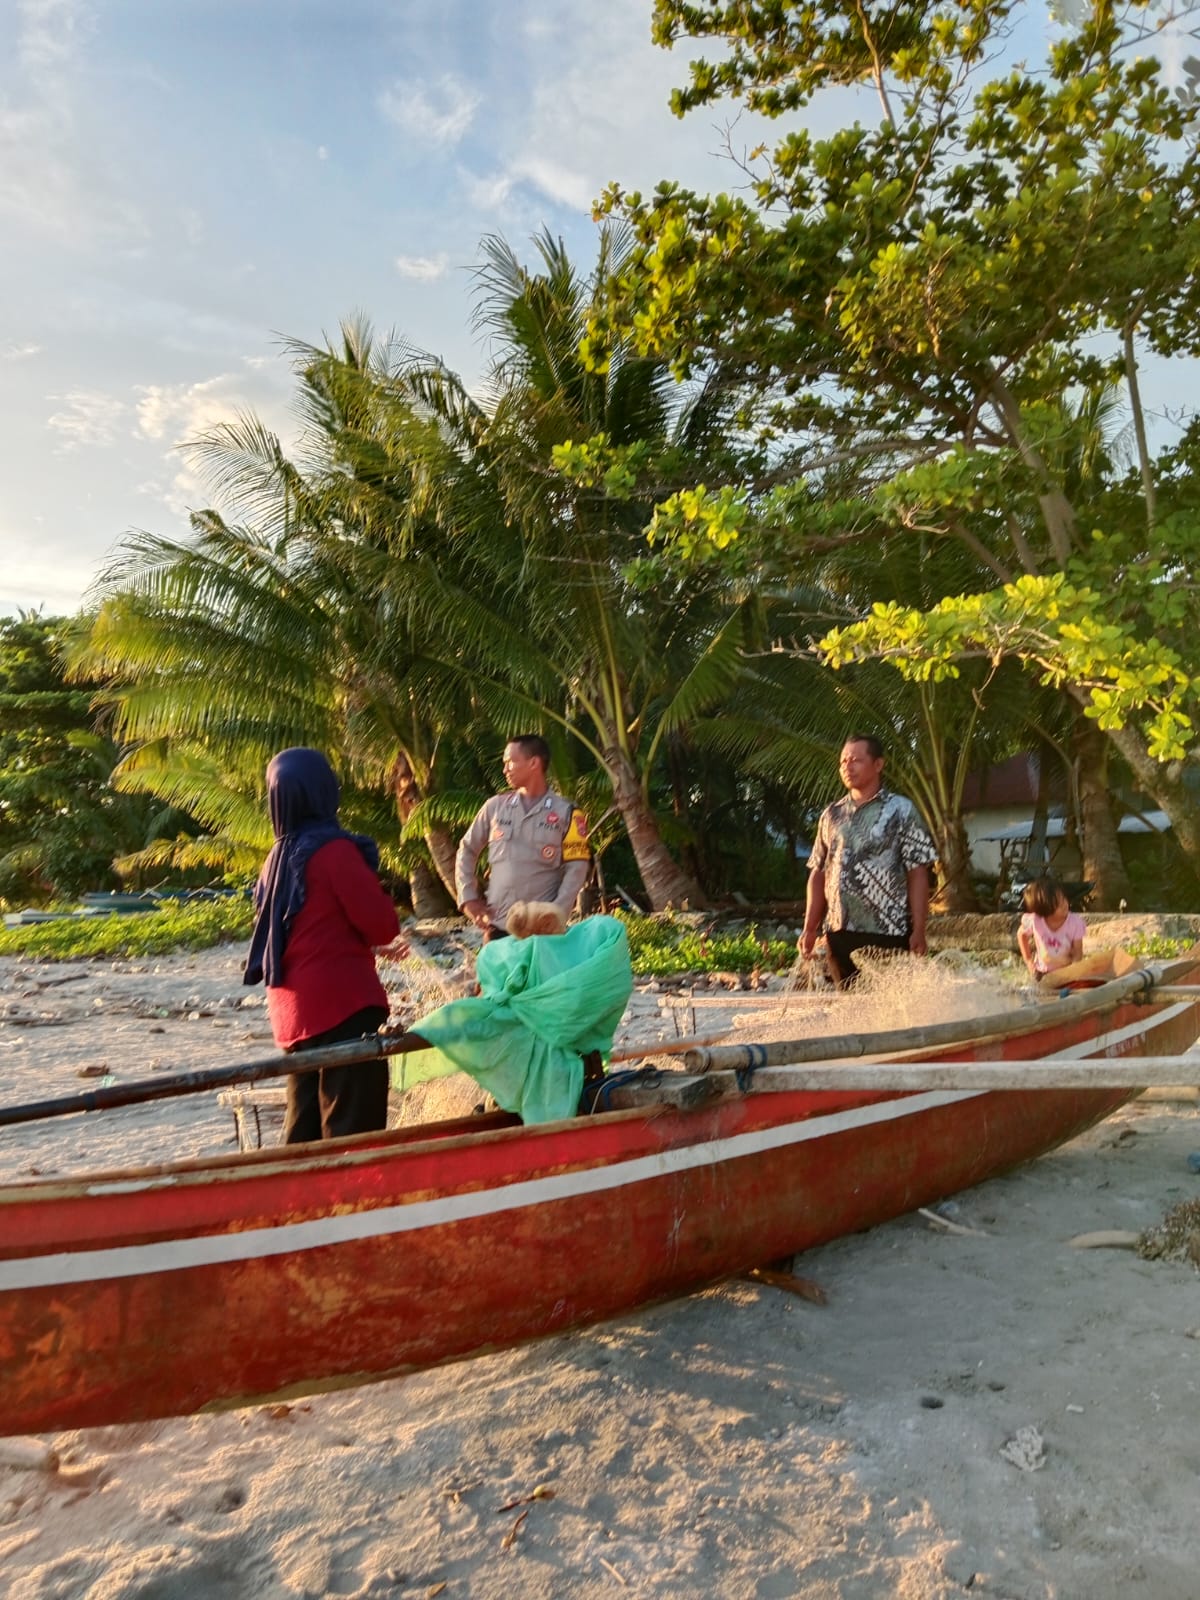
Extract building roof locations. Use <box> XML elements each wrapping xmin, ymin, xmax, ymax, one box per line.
<box><xmin>978</xmin><ymin>810</ymin><xmax>1171</xmax><ymax>843</ymax></box>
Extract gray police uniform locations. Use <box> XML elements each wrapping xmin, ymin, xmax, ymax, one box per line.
<box><xmin>455</xmin><ymin>789</ymin><xmax>590</xmax><ymax>932</ymax></box>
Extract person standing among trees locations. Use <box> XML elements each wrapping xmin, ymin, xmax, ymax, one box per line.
<box><xmin>456</xmin><ymin>735</ymin><xmax>590</xmax><ymax>939</ymax></box>
<box><xmin>799</xmin><ymin>734</ymin><xmax>936</xmax><ymax>989</ymax></box>
<box><xmin>244</xmin><ymin>747</ymin><xmax>406</xmax><ymax>1143</ymax></box>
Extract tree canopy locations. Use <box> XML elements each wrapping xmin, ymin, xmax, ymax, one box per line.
<box><xmin>587</xmin><ymin>0</ymin><xmax>1200</xmax><ymax>860</ymax></box>
<box><xmin>50</xmin><ymin>1</ymin><xmax>1200</xmax><ymax>913</ymax></box>
<box><xmin>0</xmin><ymin>614</ymin><xmax>193</xmax><ymax>907</ymax></box>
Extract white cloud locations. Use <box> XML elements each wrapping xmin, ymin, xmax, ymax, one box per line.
<box><xmin>317</xmin><ymin>144</ymin><xmax>329</xmax><ymax>161</ymax></box>
<box><xmin>178</xmin><ymin>206</ymin><xmax>205</xmax><ymax>246</ymax></box>
<box><xmin>46</xmin><ymin>389</ymin><xmax>126</xmax><ymax>450</ymax></box>
<box><xmin>2</xmin><ymin>0</ymin><xmax>147</xmax><ymax>244</ymax></box>
<box><xmin>480</xmin><ymin>0</ymin><xmax>831</xmax><ymax>227</ymax></box>
<box><xmin>18</xmin><ymin>0</ymin><xmax>94</xmax><ymax>83</ymax></box>
<box><xmin>395</xmin><ymin>253</ymin><xmax>449</xmax><ymax>281</ymax></box>
<box><xmin>134</xmin><ymin>374</ymin><xmax>254</xmax><ymax>444</ymax></box>
<box><xmin>3</xmin><ymin>341</ymin><xmax>42</xmax><ymax>360</ymax></box>
<box><xmin>458</xmin><ymin>169</ymin><xmax>515</xmax><ymax>212</ymax></box>
<box><xmin>133</xmin><ymin>370</ymin><xmax>299</xmax><ymax>518</ymax></box>
<box><xmin>378</xmin><ymin>73</ymin><xmax>480</xmax><ymax>148</ymax></box>
<box><xmin>509</xmin><ymin>155</ymin><xmax>594</xmax><ymax>213</ymax></box>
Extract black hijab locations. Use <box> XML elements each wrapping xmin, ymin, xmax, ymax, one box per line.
<box><xmin>243</xmin><ymin>748</ymin><xmax>380</xmax><ymax>988</ymax></box>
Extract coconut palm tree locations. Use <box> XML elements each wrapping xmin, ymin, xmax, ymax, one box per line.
<box><xmin>302</xmin><ymin>230</ymin><xmax>764</xmax><ymax>908</ymax></box>
<box><xmin>75</xmin><ymin>234</ymin><xmax>767</xmax><ymax>911</ymax></box>
<box><xmin>75</xmin><ymin>368</ymin><xmax>484</xmax><ymax>911</ymax></box>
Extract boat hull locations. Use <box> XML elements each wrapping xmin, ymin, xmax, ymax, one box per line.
<box><xmin>2</xmin><ymin>972</ymin><xmax>1197</xmax><ymax>1435</ymax></box>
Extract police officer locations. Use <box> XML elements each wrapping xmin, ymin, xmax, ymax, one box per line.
<box><xmin>456</xmin><ymin>735</ymin><xmax>590</xmax><ymax>938</ymax></box>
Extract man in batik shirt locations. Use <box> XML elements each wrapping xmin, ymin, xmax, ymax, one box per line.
<box><xmin>799</xmin><ymin>734</ymin><xmax>936</xmax><ymax>988</ymax></box>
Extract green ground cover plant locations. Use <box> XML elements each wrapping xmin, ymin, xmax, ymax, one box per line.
<box><xmin>0</xmin><ymin>897</ymin><xmax>256</xmax><ymax>961</ymax></box>
<box><xmin>0</xmin><ymin>904</ymin><xmax>797</xmax><ymax>977</ymax></box>
<box><xmin>1121</xmin><ymin>933</ymin><xmax>1197</xmax><ymax>961</ymax></box>
<box><xmin>5</xmin><ymin>906</ymin><xmax>1189</xmax><ymax>977</ymax></box>
<box><xmin>616</xmin><ymin>911</ymin><xmax>794</xmax><ymax>977</ymax></box>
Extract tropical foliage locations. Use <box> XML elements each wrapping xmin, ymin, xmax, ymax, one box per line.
<box><xmin>0</xmin><ymin>614</ymin><xmax>197</xmax><ymax>908</ymax></box>
<box><xmin>618</xmin><ymin>910</ymin><xmax>795</xmax><ymax>976</ymax></box>
<box><xmin>590</xmin><ymin>0</ymin><xmax>1200</xmax><ymax>875</ymax></box>
<box><xmin>41</xmin><ymin>0</ymin><xmax>1200</xmax><ymax>916</ymax></box>
<box><xmin>74</xmin><ymin>230</ymin><xmax>822</xmax><ymax>911</ymax></box>
<box><xmin>0</xmin><ymin>896</ymin><xmax>255</xmax><ymax>961</ymax></box>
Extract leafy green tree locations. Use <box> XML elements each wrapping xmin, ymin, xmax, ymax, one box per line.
<box><xmin>590</xmin><ymin>0</ymin><xmax>1200</xmax><ymax>867</ymax></box>
<box><xmin>446</xmin><ymin>229</ymin><xmax>767</xmax><ymax>909</ymax></box>
<box><xmin>0</xmin><ymin>614</ymin><xmax>192</xmax><ymax>907</ymax></box>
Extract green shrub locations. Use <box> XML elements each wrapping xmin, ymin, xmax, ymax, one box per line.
<box><xmin>1122</xmin><ymin>933</ymin><xmax>1196</xmax><ymax>961</ymax></box>
<box><xmin>616</xmin><ymin>911</ymin><xmax>794</xmax><ymax>977</ymax></box>
<box><xmin>0</xmin><ymin>897</ymin><xmax>255</xmax><ymax>961</ymax></box>
<box><xmin>0</xmin><ymin>902</ymin><xmax>799</xmax><ymax>976</ymax></box>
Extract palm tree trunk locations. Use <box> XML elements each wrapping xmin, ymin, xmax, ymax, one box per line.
<box><xmin>390</xmin><ymin>752</ymin><xmax>456</xmax><ymax>913</ymax></box>
<box><xmin>1072</xmin><ymin>717</ymin><xmax>1130</xmax><ymax>910</ymax></box>
<box><xmin>604</xmin><ymin>745</ymin><xmax>708</xmax><ymax>910</ymax></box>
<box><xmin>406</xmin><ymin>860</ymin><xmax>453</xmax><ymax>917</ymax></box>
<box><xmin>931</xmin><ymin>813</ymin><xmax>978</xmax><ymax>912</ymax></box>
<box><xmin>421</xmin><ymin>832</ymin><xmax>459</xmax><ymax>909</ymax></box>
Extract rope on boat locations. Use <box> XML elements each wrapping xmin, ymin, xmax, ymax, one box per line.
<box><xmin>735</xmin><ymin>1043</ymin><xmax>770</xmax><ymax>1092</ymax></box>
<box><xmin>583</xmin><ymin>1067</ymin><xmax>663</xmax><ymax>1114</ymax></box>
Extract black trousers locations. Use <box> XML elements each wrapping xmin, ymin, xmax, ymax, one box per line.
<box><xmin>282</xmin><ymin>1004</ymin><xmax>390</xmax><ymax>1144</ymax></box>
<box><xmin>824</xmin><ymin>929</ymin><xmax>911</xmax><ymax>990</ymax></box>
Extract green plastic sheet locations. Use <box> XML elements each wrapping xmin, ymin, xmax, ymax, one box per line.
<box><xmin>391</xmin><ymin>915</ymin><xmax>633</xmax><ymax>1124</ymax></box>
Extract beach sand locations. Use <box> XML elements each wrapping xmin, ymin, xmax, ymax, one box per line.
<box><xmin>2</xmin><ymin>944</ymin><xmax>1199</xmax><ymax>1599</ymax></box>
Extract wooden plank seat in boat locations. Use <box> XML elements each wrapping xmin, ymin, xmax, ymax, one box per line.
<box><xmin>217</xmin><ymin>1085</ymin><xmax>421</xmax><ymax>1150</ymax></box>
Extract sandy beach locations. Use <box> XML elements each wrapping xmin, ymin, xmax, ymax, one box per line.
<box><xmin>2</xmin><ymin>942</ymin><xmax>1200</xmax><ymax>1599</ymax></box>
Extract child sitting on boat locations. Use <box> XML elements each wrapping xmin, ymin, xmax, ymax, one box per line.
<box><xmin>1017</xmin><ymin>876</ymin><xmax>1086</xmax><ymax>983</ymax></box>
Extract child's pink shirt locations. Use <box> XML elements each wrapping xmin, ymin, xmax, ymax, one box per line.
<box><xmin>1020</xmin><ymin>909</ymin><xmax>1086</xmax><ymax>974</ymax></box>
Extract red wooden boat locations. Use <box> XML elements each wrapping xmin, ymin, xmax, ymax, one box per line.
<box><xmin>1</xmin><ymin>957</ymin><xmax>1198</xmax><ymax>1438</ymax></box>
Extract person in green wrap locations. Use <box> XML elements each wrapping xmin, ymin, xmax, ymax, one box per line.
<box><xmin>392</xmin><ymin>904</ymin><xmax>633</xmax><ymax>1124</ymax></box>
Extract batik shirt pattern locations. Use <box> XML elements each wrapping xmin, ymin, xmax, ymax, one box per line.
<box><xmin>809</xmin><ymin>788</ymin><xmax>935</xmax><ymax>936</ymax></box>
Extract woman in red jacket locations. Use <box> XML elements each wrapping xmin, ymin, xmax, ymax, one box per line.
<box><xmin>244</xmin><ymin>747</ymin><xmax>405</xmax><ymax>1142</ymax></box>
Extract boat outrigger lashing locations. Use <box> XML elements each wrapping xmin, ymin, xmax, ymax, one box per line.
<box><xmin>2</xmin><ymin>955</ymin><xmax>1199</xmax><ymax>1439</ymax></box>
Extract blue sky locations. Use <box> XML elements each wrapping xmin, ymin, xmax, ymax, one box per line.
<box><xmin>5</xmin><ymin>0</ymin><xmax>827</xmax><ymax>616</ymax></box>
<box><xmin>3</xmin><ymin>1</ymin><xmax>1190</xmax><ymax>619</ymax></box>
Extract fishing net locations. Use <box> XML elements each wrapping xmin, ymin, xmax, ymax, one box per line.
<box><xmin>375</xmin><ymin>953</ymin><xmax>483</xmax><ymax>1125</ymax></box>
<box><xmin>383</xmin><ymin>941</ymin><xmax>1027</xmax><ymax>1119</ymax></box>
<box><xmin>615</xmin><ymin>948</ymin><xmax>1027</xmax><ymax>1069</ymax></box>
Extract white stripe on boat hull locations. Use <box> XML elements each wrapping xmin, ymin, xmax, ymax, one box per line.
<box><xmin>2</xmin><ymin>1088</ymin><xmax>978</xmax><ymax>1290</ymax></box>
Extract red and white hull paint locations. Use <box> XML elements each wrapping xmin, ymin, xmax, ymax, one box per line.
<box><xmin>2</xmin><ymin>965</ymin><xmax>1198</xmax><ymax>1436</ymax></box>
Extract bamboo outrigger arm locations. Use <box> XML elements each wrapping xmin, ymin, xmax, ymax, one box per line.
<box><xmin>682</xmin><ymin>966</ymin><xmax>1174</xmax><ymax>1076</ymax></box>
<box><xmin>0</xmin><ymin>1031</ymin><xmax>433</xmax><ymax>1129</ymax></box>
<box><xmin>690</xmin><ymin>1056</ymin><xmax>1200</xmax><ymax>1095</ymax></box>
